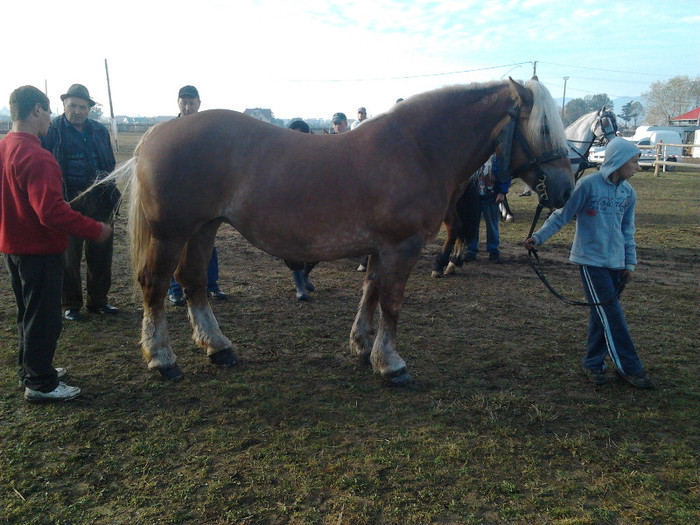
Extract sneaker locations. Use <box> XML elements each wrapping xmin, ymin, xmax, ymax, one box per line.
<box><xmin>87</xmin><ymin>304</ymin><xmax>119</xmax><ymax>314</ymax></box>
<box><xmin>64</xmin><ymin>309</ymin><xmax>81</xmax><ymax>321</ymax></box>
<box><xmin>615</xmin><ymin>369</ymin><xmax>655</xmax><ymax>389</ymax></box>
<box><xmin>168</xmin><ymin>293</ymin><xmax>186</xmax><ymax>306</ymax></box>
<box><xmin>207</xmin><ymin>289</ymin><xmax>228</xmax><ymax>301</ymax></box>
<box><xmin>19</xmin><ymin>367</ymin><xmax>66</xmax><ymax>388</ymax></box>
<box><xmin>581</xmin><ymin>365</ymin><xmax>608</xmax><ymax>386</ymax></box>
<box><xmin>24</xmin><ymin>381</ymin><xmax>81</xmax><ymax>403</ymax></box>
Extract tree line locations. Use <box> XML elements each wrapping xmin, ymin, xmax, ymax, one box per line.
<box><xmin>562</xmin><ymin>75</ymin><xmax>699</xmax><ymax>132</ymax></box>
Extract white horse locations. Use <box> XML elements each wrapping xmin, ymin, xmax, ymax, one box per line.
<box><xmin>565</xmin><ymin>107</ymin><xmax>618</xmax><ymax>179</ymax></box>
<box><xmin>505</xmin><ymin>107</ymin><xmax>618</xmax><ymax>221</ymax></box>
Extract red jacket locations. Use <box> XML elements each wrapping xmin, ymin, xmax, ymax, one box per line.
<box><xmin>0</xmin><ymin>132</ymin><xmax>103</xmax><ymax>255</ymax></box>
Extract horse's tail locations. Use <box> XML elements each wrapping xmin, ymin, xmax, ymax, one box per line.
<box><xmin>123</xmin><ymin>125</ymin><xmax>160</xmax><ymax>289</ymax></box>
<box><xmin>454</xmin><ymin>174</ymin><xmax>480</xmax><ymax>245</ymax></box>
<box><xmin>126</xmin><ymin>158</ymin><xmax>151</xmax><ymax>290</ymax></box>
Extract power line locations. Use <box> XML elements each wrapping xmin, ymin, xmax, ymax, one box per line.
<box><xmin>283</xmin><ymin>62</ymin><xmax>532</xmax><ymax>83</ymax></box>
<box><xmin>538</xmin><ymin>61</ymin><xmax>678</xmax><ymax>79</ymax></box>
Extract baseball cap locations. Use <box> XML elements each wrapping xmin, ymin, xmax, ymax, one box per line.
<box><xmin>178</xmin><ymin>85</ymin><xmax>199</xmax><ymax>99</ymax></box>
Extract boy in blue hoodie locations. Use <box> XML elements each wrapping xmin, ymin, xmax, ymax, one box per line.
<box><xmin>525</xmin><ymin>137</ymin><xmax>653</xmax><ymax>389</ymax></box>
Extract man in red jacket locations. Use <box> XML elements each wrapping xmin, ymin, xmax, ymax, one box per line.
<box><xmin>0</xmin><ymin>85</ymin><xmax>112</xmax><ymax>402</ymax></box>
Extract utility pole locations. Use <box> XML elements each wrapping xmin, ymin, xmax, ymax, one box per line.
<box><xmin>104</xmin><ymin>59</ymin><xmax>119</xmax><ymax>152</ymax></box>
<box><xmin>532</xmin><ymin>61</ymin><xmax>538</xmax><ymax>77</ymax></box>
<box><xmin>562</xmin><ymin>76</ymin><xmax>569</xmax><ymax>119</ymax></box>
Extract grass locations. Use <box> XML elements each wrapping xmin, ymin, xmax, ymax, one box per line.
<box><xmin>0</xmin><ymin>132</ymin><xmax>698</xmax><ymax>524</ymax></box>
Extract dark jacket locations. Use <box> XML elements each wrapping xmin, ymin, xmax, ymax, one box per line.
<box><xmin>41</xmin><ymin>115</ymin><xmax>117</xmax><ymax>201</ymax></box>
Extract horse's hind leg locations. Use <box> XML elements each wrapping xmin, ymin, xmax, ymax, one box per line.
<box><xmin>176</xmin><ymin>221</ymin><xmax>237</xmax><ymax>367</ymax></box>
<box><xmin>371</xmin><ymin>237</ymin><xmax>422</xmax><ymax>386</ymax></box>
<box><xmin>350</xmin><ymin>255</ymin><xmax>380</xmax><ymax>363</ymax></box>
<box><xmin>140</xmin><ymin>238</ymin><xmax>185</xmax><ymax>380</ymax></box>
<box><xmin>432</xmin><ymin>221</ymin><xmax>456</xmax><ymax>278</ymax></box>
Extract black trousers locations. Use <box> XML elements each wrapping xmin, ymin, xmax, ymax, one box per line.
<box><xmin>63</xmin><ymin>188</ymin><xmax>116</xmax><ymax>309</ymax></box>
<box><xmin>5</xmin><ymin>253</ymin><xmax>63</xmax><ymax>392</ymax></box>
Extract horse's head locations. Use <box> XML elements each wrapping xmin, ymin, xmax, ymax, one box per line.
<box><xmin>595</xmin><ymin>107</ymin><xmax>618</xmax><ymax>143</ymax></box>
<box><xmin>494</xmin><ymin>78</ymin><xmax>574</xmax><ymax>209</ymax></box>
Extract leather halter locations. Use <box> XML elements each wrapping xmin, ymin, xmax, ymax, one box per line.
<box><xmin>495</xmin><ymin>104</ymin><xmax>568</xmax><ymax>205</ymax></box>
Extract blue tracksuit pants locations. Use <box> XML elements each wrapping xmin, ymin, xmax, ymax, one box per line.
<box><xmin>579</xmin><ymin>265</ymin><xmax>643</xmax><ymax>375</ymax></box>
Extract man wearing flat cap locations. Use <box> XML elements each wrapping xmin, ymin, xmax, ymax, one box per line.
<box><xmin>42</xmin><ymin>84</ymin><xmax>119</xmax><ymax>322</ymax></box>
<box><xmin>330</xmin><ymin>112</ymin><xmax>348</xmax><ymax>134</ymax></box>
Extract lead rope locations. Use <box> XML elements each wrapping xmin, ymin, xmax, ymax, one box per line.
<box><xmin>525</xmin><ymin>205</ymin><xmax>624</xmax><ymax>307</ymax></box>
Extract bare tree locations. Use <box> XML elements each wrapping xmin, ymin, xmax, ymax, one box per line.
<box><xmin>643</xmin><ymin>76</ymin><xmax>700</xmax><ymax>125</ymax></box>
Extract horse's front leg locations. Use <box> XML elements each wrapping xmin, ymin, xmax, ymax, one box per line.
<box><xmin>177</xmin><ymin>221</ymin><xmax>237</xmax><ymax>368</ymax></box>
<box><xmin>140</xmin><ymin>238</ymin><xmax>185</xmax><ymax>380</ymax></box>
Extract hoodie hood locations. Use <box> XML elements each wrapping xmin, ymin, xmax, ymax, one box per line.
<box><xmin>599</xmin><ymin>137</ymin><xmax>641</xmax><ymax>180</ymax></box>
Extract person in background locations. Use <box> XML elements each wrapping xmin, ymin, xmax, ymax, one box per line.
<box><xmin>525</xmin><ymin>137</ymin><xmax>653</xmax><ymax>389</ymax></box>
<box><xmin>1</xmin><ymin>85</ymin><xmax>112</xmax><ymax>402</ymax></box>
<box><xmin>351</xmin><ymin>107</ymin><xmax>367</xmax><ymax>130</ymax></box>
<box><xmin>167</xmin><ymin>85</ymin><xmax>227</xmax><ymax>305</ymax></box>
<box><xmin>462</xmin><ymin>154</ymin><xmax>509</xmax><ymax>263</ymax></box>
<box><xmin>284</xmin><ymin>119</ymin><xmax>317</xmax><ymax>300</ymax></box>
<box><xmin>42</xmin><ymin>84</ymin><xmax>119</xmax><ymax>322</ymax></box>
<box><xmin>330</xmin><ymin>112</ymin><xmax>348</xmax><ymax>134</ymax></box>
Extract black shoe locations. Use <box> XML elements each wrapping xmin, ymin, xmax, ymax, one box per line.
<box><xmin>207</xmin><ymin>289</ymin><xmax>228</xmax><ymax>301</ymax></box>
<box><xmin>168</xmin><ymin>294</ymin><xmax>186</xmax><ymax>306</ymax></box>
<box><xmin>463</xmin><ymin>252</ymin><xmax>476</xmax><ymax>262</ymax></box>
<box><xmin>615</xmin><ymin>369</ymin><xmax>655</xmax><ymax>389</ymax></box>
<box><xmin>581</xmin><ymin>365</ymin><xmax>608</xmax><ymax>386</ymax></box>
<box><xmin>64</xmin><ymin>309</ymin><xmax>82</xmax><ymax>321</ymax></box>
<box><xmin>488</xmin><ymin>252</ymin><xmax>500</xmax><ymax>263</ymax></box>
<box><xmin>87</xmin><ymin>304</ymin><xmax>119</xmax><ymax>314</ymax></box>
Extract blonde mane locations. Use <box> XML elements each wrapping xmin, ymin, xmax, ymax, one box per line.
<box><xmin>525</xmin><ymin>78</ymin><xmax>569</xmax><ymax>154</ymax></box>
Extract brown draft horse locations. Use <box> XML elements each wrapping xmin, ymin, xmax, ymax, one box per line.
<box><xmin>120</xmin><ymin>77</ymin><xmax>573</xmax><ymax>385</ymax></box>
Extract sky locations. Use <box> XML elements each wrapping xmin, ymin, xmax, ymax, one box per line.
<box><xmin>3</xmin><ymin>0</ymin><xmax>699</xmax><ymax>121</ymax></box>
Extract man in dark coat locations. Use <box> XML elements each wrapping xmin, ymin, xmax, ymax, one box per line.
<box><xmin>42</xmin><ymin>84</ymin><xmax>120</xmax><ymax>321</ymax></box>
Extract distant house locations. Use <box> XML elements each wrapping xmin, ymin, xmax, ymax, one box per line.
<box><xmin>244</xmin><ymin>108</ymin><xmax>275</xmax><ymax>124</ymax></box>
<box><xmin>671</xmin><ymin>107</ymin><xmax>700</xmax><ymax>126</ymax></box>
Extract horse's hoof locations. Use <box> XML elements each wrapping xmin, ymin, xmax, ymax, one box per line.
<box><xmin>159</xmin><ymin>364</ymin><xmax>184</xmax><ymax>381</ymax></box>
<box><xmin>382</xmin><ymin>367</ymin><xmax>414</xmax><ymax>387</ymax></box>
<box><xmin>209</xmin><ymin>348</ymin><xmax>238</xmax><ymax>367</ymax></box>
<box><xmin>296</xmin><ymin>291</ymin><xmax>309</xmax><ymax>301</ymax></box>
<box><xmin>430</xmin><ymin>270</ymin><xmax>443</xmax><ymax>278</ymax></box>
<box><xmin>444</xmin><ymin>262</ymin><xmax>456</xmax><ymax>275</ymax></box>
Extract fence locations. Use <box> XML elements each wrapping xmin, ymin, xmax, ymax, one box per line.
<box><xmin>645</xmin><ymin>143</ymin><xmax>700</xmax><ymax>175</ymax></box>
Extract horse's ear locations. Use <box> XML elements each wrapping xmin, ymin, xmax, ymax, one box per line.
<box><xmin>508</xmin><ymin>77</ymin><xmax>531</xmax><ymax>106</ymax></box>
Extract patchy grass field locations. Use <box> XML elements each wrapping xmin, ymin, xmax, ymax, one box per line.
<box><xmin>1</xmin><ymin>132</ymin><xmax>698</xmax><ymax>524</ymax></box>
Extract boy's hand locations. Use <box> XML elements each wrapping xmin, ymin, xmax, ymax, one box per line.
<box><xmin>95</xmin><ymin>222</ymin><xmax>113</xmax><ymax>243</ymax></box>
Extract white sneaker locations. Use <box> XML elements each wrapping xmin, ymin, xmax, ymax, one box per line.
<box><xmin>19</xmin><ymin>367</ymin><xmax>66</xmax><ymax>388</ymax></box>
<box><xmin>24</xmin><ymin>381</ymin><xmax>81</xmax><ymax>402</ymax></box>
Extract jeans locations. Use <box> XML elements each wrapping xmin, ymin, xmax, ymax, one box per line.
<box><xmin>467</xmin><ymin>197</ymin><xmax>501</xmax><ymax>255</ymax></box>
<box><xmin>169</xmin><ymin>247</ymin><xmax>220</xmax><ymax>296</ymax></box>
<box><xmin>580</xmin><ymin>265</ymin><xmax>643</xmax><ymax>375</ymax></box>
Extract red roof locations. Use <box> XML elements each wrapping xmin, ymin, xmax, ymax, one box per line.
<box><xmin>671</xmin><ymin>107</ymin><xmax>700</xmax><ymax>121</ymax></box>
